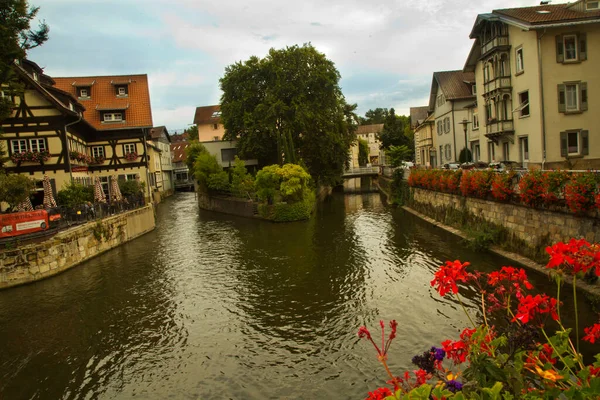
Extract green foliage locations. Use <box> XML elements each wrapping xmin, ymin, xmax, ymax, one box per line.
<box><xmin>207</xmin><ymin>171</ymin><xmax>230</xmax><ymax>192</ymax></box>
<box><xmin>258</xmin><ymin>190</ymin><xmax>315</xmax><ymax>222</ymax></box>
<box><xmin>464</xmin><ymin>223</ymin><xmax>505</xmax><ymax>251</ymax></box>
<box><xmin>193</xmin><ymin>152</ymin><xmax>222</xmax><ymax>192</ymax></box>
<box><xmin>358</xmin><ymin>108</ymin><xmax>389</xmax><ymax>125</ymax></box>
<box><xmin>0</xmin><ymin>171</ymin><xmax>34</xmax><ymax>209</ymax></box>
<box><xmin>118</xmin><ymin>179</ymin><xmax>144</xmax><ymax>197</ymax></box>
<box><xmin>358</xmin><ymin>138</ymin><xmax>369</xmax><ymax>166</ymax></box>
<box><xmin>255</xmin><ymin>165</ymin><xmax>283</xmax><ymax>203</ymax></box>
<box><xmin>56</xmin><ymin>182</ymin><xmax>93</xmax><ymax>208</ymax></box>
<box><xmin>254</xmin><ymin>163</ymin><xmax>311</xmax><ymax>204</ymax></box>
<box><xmin>387</xmin><ymin>145</ymin><xmax>412</xmax><ymax>167</ymax></box>
<box><xmin>185</xmin><ymin>141</ymin><xmax>208</xmax><ymax>172</ymax></box>
<box><xmin>220</xmin><ymin>43</ymin><xmax>357</xmax><ymax>186</ymax></box>
<box><xmin>378</xmin><ymin>108</ymin><xmax>412</xmax><ymax>151</ymax></box>
<box><xmin>183</xmin><ymin>125</ymin><xmax>199</xmax><ymax>141</ymax></box>
<box><xmin>230</xmin><ymin>156</ymin><xmax>255</xmax><ymax>198</ymax></box>
<box><xmin>459</xmin><ymin>148</ymin><xmax>472</xmax><ymax>163</ymax></box>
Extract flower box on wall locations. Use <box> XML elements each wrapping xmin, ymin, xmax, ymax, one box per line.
<box><xmin>124</xmin><ymin>152</ymin><xmax>138</xmax><ymax>161</ymax></box>
<box><xmin>10</xmin><ymin>151</ymin><xmax>50</xmax><ymax>165</ymax></box>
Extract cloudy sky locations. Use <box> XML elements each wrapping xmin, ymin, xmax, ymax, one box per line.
<box><xmin>29</xmin><ymin>0</ymin><xmax>535</xmax><ymax>132</ymax></box>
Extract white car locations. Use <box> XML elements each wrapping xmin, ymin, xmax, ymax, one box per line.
<box><xmin>400</xmin><ymin>161</ymin><xmax>414</xmax><ymax>168</ymax></box>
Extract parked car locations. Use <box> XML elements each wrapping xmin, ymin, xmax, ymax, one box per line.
<box><xmin>489</xmin><ymin>161</ymin><xmax>523</xmax><ymax>172</ymax></box>
<box><xmin>442</xmin><ymin>163</ymin><xmax>460</xmax><ymax>170</ymax></box>
<box><xmin>400</xmin><ymin>161</ymin><xmax>415</xmax><ymax>169</ymax></box>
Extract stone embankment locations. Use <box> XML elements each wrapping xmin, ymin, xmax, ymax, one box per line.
<box><xmin>0</xmin><ymin>205</ymin><xmax>155</xmax><ymax>289</ymax></box>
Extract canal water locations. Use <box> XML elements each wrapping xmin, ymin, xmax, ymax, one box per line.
<box><xmin>0</xmin><ymin>192</ymin><xmax>596</xmax><ymax>399</ymax></box>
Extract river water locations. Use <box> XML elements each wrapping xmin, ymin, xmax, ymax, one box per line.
<box><xmin>0</xmin><ymin>192</ymin><xmax>596</xmax><ymax>399</ymax></box>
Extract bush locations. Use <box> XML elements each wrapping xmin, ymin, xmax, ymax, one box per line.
<box><xmin>358</xmin><ymin>138</ymin><xmax>369</xmax><ymax>167</ymax></box>
<box><xmin>207</xmin><ymin>171</ymin><xmax>230</xmax><ymax>192</ymax></box>
<box><xmin>0</xmin><ymin>172</ymin><xmax>35</xmax><ymax>210</ymax></box>
<box><xmin>542</xmin><ymin>170</ymin><xmax>570</xmax><ymax>206</ymax></box>
<box><xmin>193</xmin><ymin>152</ymin><xmax>223</xmax><ymax>193</ymax></box>
<box><xmin>518</xmin><ymin>170</ymin><xmax>545</xmax><ymax>208</ymax></box>
<box><xmin>118</xmin><ymin>179</ymin><xmax>144</xmax><ymax>197</ymax></box>
<box><xmin>491</xmin><ymin>171</ymin><xmax>515</xmax><ymax>202</ymax></box>
<box><xmin>230</xmin><ymin>156</ymin><xmax>255</xmax><ymax>198</ymax></box>
<box><xmin>57</xmin><ymin>182</ymin><xmax>94</xmax><ymax>208</ymax></box>
<box><xmin>259</xmin><ymin>190</ymin><xmax>315</xmax><ymax>222</ymax></box>
<box><xmin>565</xmin><ymin>172</ymin><xmax>597</xmax><ymax>214</ymax></box>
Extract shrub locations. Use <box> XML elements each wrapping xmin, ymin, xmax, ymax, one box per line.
<box><xmin>491</xmin><ymin>171</ymin><xmax>516</xmax><ymax>202</ymax></box>
<box><xmin>193</xmin><ymin>152</ymin><xmax>223</xmax><ymax>193</ymax></box>
<box><xmin>565</xmin><ymin>172</ymin><xmax>597</xmax><ymax>214</ymax></box>
<box><xmin>542</xmin><ymin>170</ymin><xmax>570</xmax><ymax>206</ymax></box>
<box><xmin>230</xmin><ymin>157</ymin><xmax>255</xmax><ymax>198</ymax></box>
<box><xmin>118</xmin><ymin>179</ymin><xmax>144</xmax><ymax>197</ymax></box>
<box><xmin>207</xmin><ymin>171</ymin><xmax>230</xmax><ymax>192</ymax></box>
<box><xmin>0</xmin><ymin>172</ymin><xmax>35</xmax><ymax>210</ymax></box>
<box><xmin>259</xmin><ymin>190</ymin><xmax>316</xmax><ymax>222</ymax></box>
<box><xmin>518</xmin><ymin>170</ymin><xmax>546</xmax><ymax>208</ymax></box>
<box><xmin>57</xmin><ymin>182</ymin><xmax>94</xmax><ymax>208</ymax></box>
<box><xmin>358</xmin><ymin>138</ymin><xmax>369</xmax><ymax>167</ymax></box>
<box><xmin>255</xmin><ymin>165</ymin><xmax>281</xmax><ymax>204</ymax></box>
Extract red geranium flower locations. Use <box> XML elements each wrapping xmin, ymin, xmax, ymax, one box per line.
<box><xmin>430</xmin><ymin>260</ymin><xmax>473</xmax><ymax>297</ymax></box>
<box><xmin>513</xmin><ymin>294</ymin><xmax>559</xmax><ymax>325</ymax></box>
<box><xmin>365</xmin><ymin>387</ymin><xmax>392</xmax><ymax>400</ymax></box>
<box><xmin>583</xmin><ymin>323</ymin><xmax>600</xmax><ymax>344</ymax></box>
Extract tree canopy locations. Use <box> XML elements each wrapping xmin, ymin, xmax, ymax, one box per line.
<box><xmin>358</xmin><ymin>108</ymin><xmax>389</xmax><ymax>125</ymax></box>
<box><xmin>0</xmin><ymin>0</ymin><xmax>49</xmax><ymax>164</ymax></box>
<box><xmin>220</xmin><ymin>43</ymin><xmax>357</xmax><ymax>186</ymax></box>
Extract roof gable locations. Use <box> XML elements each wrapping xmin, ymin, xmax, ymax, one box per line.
<box><xmin>409</xmin><ymin>106</ymin><xmax>429</xmax><ymax>128</ymax></box>
<box><xmin>356</xmin><ymin>124</ymin><xmax>384</xmax><ymax>135</ymax></box>
<box><xmin>428</xmin><ymin>70</ymin><xmax>475</xmax><ymax>111</ymax></box>
<box><xmin>53</xmin><ymin>74</ymin><xmax>153</xmax><ymax>131</ymax></box>
<box><xmin>194</xmin><ymin>105</ymin><xmax>221</xmax><ymax>125</ymax></box>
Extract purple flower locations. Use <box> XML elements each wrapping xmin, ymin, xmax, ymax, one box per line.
<box><xmin>432</xmin><ymin>346</ymin><xmax>446</xmax><ymax>361</ymax></box>
<box><xmin>446</xmin><ymin>380</ymin><xmax>463</xmax><ymax>393</ymax></box>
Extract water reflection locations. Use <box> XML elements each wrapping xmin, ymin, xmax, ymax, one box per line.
<box><xmin>0</xmin><ymin>192</ymin><xmax>596</xmax><ymax>399</ymax></box>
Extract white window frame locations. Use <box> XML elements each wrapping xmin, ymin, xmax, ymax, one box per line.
<box><xmin>118</xmin><ymin>86</ymin><xmax>127</xmax><ymax>96</ymax></box>
<box><xmin>80</xmin><ymin>88</ymin><xmax>88</xmax><ymax>97</ymax></box>
<box><xmin>565</xmin><ymin>83</ymin><xmax>579</xmax><ymax>112</ymax></box>
<box><xmin>516</xmin><ymin>47</ymin><xmax>524</xmax><ymax>74</ymax></box>
<box><xmin>587</xmin><ymin>1</ymin><xmax>600</xmax><ymax>10</ymax></box>
<box><xmin>444</xmin><ymin>144</ymin><xmax>452</xmax><ymax>160</ymax></box>
<box><xmin>29</xmin><ymin>138</ymin><xmax>46</xmax><ymax>153</ymax></box>
<box><xmin>488</xmin><ymin>142</ymin><xmax>495</xmax><ymax>162</ymax></box>
<box><xmin>567</xmin><ymin>131</ymin><xmax>580</xmax><ymax>155</ymax></box>
<box><xmin>11</xmin><ymin>139</ymin><xmax>27</xmax><ymax>153</ymax></box>
<box><xmin>520</xmin><ymin>137</ymin><xmax>529</xmax><ymax>162</ymax></box>
<box><xmin>563</xmin><ymin>34</ymin><xmax>578</xmax><ymax>62</ymax></box>
<box><xmin>473</xmin><ymin>113</ymin><xmax>479</xmax><ymax>130</ymax></box>
<box><xmin>103</xmin><ymin>112</ymin><xmax>123</xmax><ymax>122</ymax></box>
<box><xmin>124</xmin><ymin>143</ymin><xmax>136</xmax><ymax>154</ymax></box>
<box><xmin>92</xmin><ymin>146</ymin><xmax>105</xmax><ymax>158</ymax></box>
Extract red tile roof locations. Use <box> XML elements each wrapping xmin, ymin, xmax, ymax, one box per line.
<box><xmin>356</xmin><ymin>124</ymin><xmax>384</xmax><ymax>135</ymax></box>
<box><xmin>53</xmin><ymin>74</ymin><xmax>153</xmax><ymax>130</ymax></box>
<box><xmin>193</xmin><ymin>105</ymin><xmax>221</xmax><ymax>125</ymax></box>
<box><xmin>170</xmin><ymin>142</ymin><xmax>190</xmax><ymax>163</ymax></box>
<box><xmin>494</xmin><ymin>3</ymin><xmax>600</xmax><ymax>25</ymax></box>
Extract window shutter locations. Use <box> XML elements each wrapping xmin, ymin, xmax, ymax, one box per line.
<box><xmin>556</xmin><ymin>35</ymin><xmax>564</xmax><ymax>63</ymax></box>
<box><xmin>580</xmin><ymin>82</ymin><xmax>588</xmax><ymax>111</ymax></box>
<box><xmin>560</xmin><ymin>132</ymin><xmax>568</xmax><ymax>157</ymax></box>
<box><xmin>579</xmin><ymin>33</ymin><xmax>587</xmax><ymax>61</ymax></box>
<box><xmin>557</xmin><ymin>84</ymin><xmax>566</xmax><ymax>113</ymax></box>
<box><xmin>581</xmin><ymin>130</ymin><xmax>589</xmax><ymax>156</ymax></box>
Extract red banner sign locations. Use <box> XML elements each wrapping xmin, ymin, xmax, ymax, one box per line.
<box><xmin>0</xmin><ymin>210</ymin><xmax>49</xmax><ymax>238</ymax></box>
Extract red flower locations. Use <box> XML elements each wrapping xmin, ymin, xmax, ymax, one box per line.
<box><xmin>365</xmin><ymin>387</ymin><xmax>392</xmax><ymax>400</ymax></box>
<box><xmin>430</xmin><ymin>260</ymin><xmax>472</xmax><ymax>297</ymax></box>
<box><xmin>583</xmin><ymin>323</ymin><xmax>600</xmax><ymax>344</ymax></box>
<box><xmin>545</xmin><ymin>239</ymin><xmax>600</xmax><ymax>276</ymax></box>
<box><xmin>513</xmin><ymin>294</ymin><xmax>559</xmax><ymax>325</ymax></box>
<box><xmin>441</xmin><ymin>338</ymin><xmax>468</xmax><ymax>364</ymax></box>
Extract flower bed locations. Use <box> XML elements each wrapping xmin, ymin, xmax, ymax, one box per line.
<box><xmin>10</xmin><ymin>150</ymin><xmax>50</xmax><ymax>164</ymax></box>
<box><xmin>359</xmin><ymin>239</ymin><xmax>600</xmax><ymax>399</ymax></box>
<box><xmin>408</xmin><ymin>169</ymin><xmax>600</xmax><ymax>216</ymax></box>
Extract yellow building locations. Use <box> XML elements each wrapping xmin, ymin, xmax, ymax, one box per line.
<box><xmin>2</xmin><ymin>59</ymin><xmax>156</xmax><ymax>203</ymax></box>
<box><xmin>465</xmin><ymin>0</ymin><xmax>600</xmax><ymax>169</ymax></box>
<box><xmin>193</xmin><ymin>105</ymin><xmax>225</xmax><ymax>142</ymax></box>
<box><xmin>414</xmin><ymin>113</ymin><xmax>436</xmax><ymax>167</ymax></box>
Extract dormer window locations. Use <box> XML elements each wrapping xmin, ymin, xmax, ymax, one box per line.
<box><xmin>587</xmin><ymin>1</ymin><xmax>599</xmax><ymax>10</ymax></box>
<box><xmin>115</xmin><ymin>85</ymin><xmax>128</xmax><ymax>97</ymax></box>
<box><xmin>103</xmin><ymin>112</ymin><xmax>124</xmax><ymax>122</ymax></box>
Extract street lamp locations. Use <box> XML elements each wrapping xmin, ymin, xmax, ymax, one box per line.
<box><xmin>459</xmin><ymin>118</ymin><xmax>471</xmax><ymax>163</ymax></box>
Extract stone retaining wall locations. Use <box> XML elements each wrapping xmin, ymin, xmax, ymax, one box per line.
<box><xmin>412</xmin><ymin>188</ymin><xmax>599</xmax><ymax>247</ymax></box>
<box><xmin>0</xmin><ymin>205</ymin><xmax>155</xmax><ymax>289</ymax></box>
<box><xmin>198</xmin><ymin>194</ymin><xmax>257</xmax><ymax>218</ymax></box>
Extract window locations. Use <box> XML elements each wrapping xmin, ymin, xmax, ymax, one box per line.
<box><xmin>124</xmin><ymin>143</ymin><xmax>136</xmax><ymax>154</ymax></box>
<box><xmin>472</xmin><ymin>84</ymin><xmax>477</xmax><ymax>95</ymax></box>
<box><xmin>116</xmin><ymin>86</ymin><xmax>127</xmax><ymax>96</ymax></box>
<box><xmin>473</xmin><ymin>113</ymin><xmax>479</xmax><ymax>130</ymax></box>
<box><xmin>92</xmin><ymin>146</ymin><xmax>105</xmax><ymax>158</ymax></box>
<box><xmin>79</xmin><ymin>88</ymin><xmax>89</xmax><ymax>98</ymax></box>
<box><xmin>221</xmin><ymin>148</ymin><xmax>238</xmax><ymax>163</ymax></box>
<box><xmin>29</xmin><ymin>138</ymin><xmax>46</xmax><ymax>152</ymax></box>
<box><xmin>519</xmin><ymin>137</ymin><xmax>529</xmax><ymax>165</ymax></box>
<box><xmin>444</xmin><ymin>117</ymin><xmax>451</xmax><ymax>133</ymax></box>
<box><xmin>103</xmin><ymin>112</ymin><xmax>123</xmax><ymax>122</ymax></box>
<box><xmin>213</xmin><ymin>136</ymin><xmax>219</xmax><ymax>141</ymax></box>
<box><xmin>473</xmin><ymin>143</ymin><xmax>480</xmax><ymax>162</ymax></box>
<box><xmin>587</xmin><ymin>1</ymin><xmax>600</xmax><ymax>10</ymax></box>
<box><xmin>488</xmin><ymin>142</ymin><xmax>495</xmax><ymax>162</ymax></box>
<box><xmin>560</xmin><ymin>130</ymin><xmax>589</xmax><ymax>157</ymax></box>
<box><xmin>556</xmin><ymin>33</ymin><xmax>587</xmax><ymax>63</ymax></box>
<box><xmin>503</xmin><ymin>142</ymin><xmax>510</xmax><ymax>161</ymax></box>
<box><xmin>486</xmin><ymin>103</ymin><xmax>493</xmax><ymax>122</ymax></box>
<box><xmin>564</xmin><ymin>35</ymin><xmax>578</xmax><ymax>61</ymax></box>
<box><xmin>444</xmin><ymin>144</ymin><xmax>452</xmax><ymax>161</ymax></box>
<box><xmin>558</xmin><ymin>82</ymin><xmax>587</xmax><ymax>113</ymax></box>
<box><xmin>213</xmin><ymin>123</ymin><xmax>218</xmax><ymax>130</ymax></box>
<box><xmin>439</xmin><ymin>145</ymin><xmax>443</xmax><ymax>164</ymax></box>
<box><xmin>11</xmin><ymin>139</ymin><xmax>27</xmax><ymax>153</ymax></box>
<box><xmin>518</xmin><ymin>91</ymin><xmax>530</xmax><ymax>117</ymax></box>
<box><xmin>437</xmin><ymin>121</ymin><xmax>442</xmax><ymax>136</ymax></box>
<box><xmin>437</xmin><ymin>94</ymin><xmax>445</xmax><ymax>107</ymax></box>
<box><xmin>99</xmin><ymin>176</ymin><xmax>109</xmax><ymax>197</ymax></box>
<box><xmin>516</xmin><ymin>47</ymin><xmax>524</xmax><ymax>74</ymax></box>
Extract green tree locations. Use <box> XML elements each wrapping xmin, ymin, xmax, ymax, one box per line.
<box><xmin>459</xmin><ymin>148</ymin><xmax>472</xmax><ymax>163</ymax></box>
<box><xmin>193</xmin><ymin>152</ymin><xmax>222</xmax><ymax>192</ymax></box>
<box><xmin>183</xmin><ymin>125</ymin><xmax>199</xmax><ymax>141</ymax></box>
<box><xmin>0</xmin><ymin>171</ymin><xmax>35</xmax><ymax>210</ymax></box>
<box><xmin>358</xmin><ymin>108</ymin><xmax>389</xmax><ymax>125</ymax></box>
<box><xmin>230</xmin><ymin>156</ymin><xmax>254</xmax><ymax>198</ymax></box>
<box><xmin>254</xmin><ymin>163</ymin><xmax>311</xmax><ymax>204</ymax></box>
<box><xmin>56</xmin><ymin>182</ymin><xmax>94</xmax><ymax>208</ymax></box>
<box><xmin>254</xmin><ymin>165</ymin><xmax>281</xmax><ymax>204</ymax></box>
<box><xmin>386</xmin><ymin>145</ymin><xmax>412</xmax><ymax>167</ymax></box>
<box><xmin>185</xmin><ymin>141</ymin><xmax>207</xmax><ymax>172</ymax></box>
<box><xmin>220</xmin><ymin>43</ymin><xmax>357</xmax><ymax>186</ymax></box>
<box><xmin>1</xmin><ymin>1</ymin><xmax>49</xmax><ymax>165</ymax></box>
<box><xmin>378</xmin><ymin>108</ymin><xmax>411</xmax><ymax>151</ymax></box>
<box><xmin>358</xmin><ymin>138</ymin><xmax>369</xmax><ymax>166</ymax></box>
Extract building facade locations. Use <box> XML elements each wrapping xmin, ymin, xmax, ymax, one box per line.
<box><xmin>465</xmin><ymin>0</ymin><xmax>600</xmax><ymax>169</ymax></box>
<box><xmin>193</xmin><ymin>105</ymin><xmax>225</xmax><ymax>142</ymax></box>
<box><xmin>428</xmin><ymin>71</ymin><xmax>476</xmax><ymax>166</ymax></box>
<box><xmin>351</xmin><ymin>124</ymin><xmax>384</xmax><ymax>167</ymax></box>
<box><xmin>149</xmin><ymin>126</ymin><xmax>174</xmax><ymax>199</ymax></box>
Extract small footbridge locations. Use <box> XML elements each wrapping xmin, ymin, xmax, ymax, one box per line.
<box><xmin>341</xmin><ymin>166</ymin><xmax>379</xmax><ymax>179</ymax></box>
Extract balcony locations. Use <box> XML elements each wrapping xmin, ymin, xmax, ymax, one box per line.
<box><xmin>483</xmin><ymin>76</ymin><xmax>512</xmax><ymax>95</ymax></box>
<box><xmin>481</xmin><ymin>36</ymin><xmax>509</xmax><ymax>56</ymax></box>
<box><xmin>485</xmin><ymin>119</ymin><xmax>514</xmax><ymax>143</ymax></box>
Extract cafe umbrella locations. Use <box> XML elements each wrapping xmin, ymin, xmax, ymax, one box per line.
<box><xmin>94</xmin><ymin>177</ymin><xmax>106</xmax><ymax>203</ymax></box>
<box><xmin>42</xmin><ymin>175</ymin><xmax>57</xmax><ymax>208</ymax></box>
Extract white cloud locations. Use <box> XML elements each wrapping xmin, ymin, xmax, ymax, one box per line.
<box><xmin>153</xmin><ymin>105</ymin><xmax>198</xmax><ymax>131</ymax></box>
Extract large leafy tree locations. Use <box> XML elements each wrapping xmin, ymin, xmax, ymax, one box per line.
<box><xmin>0</xmin><ymin>0</ymin><xmax>49</xmax><ymax>165</ymax></box>
<box><xmin>220</xmin><ymin>44</ymin><xmax>357</xmax><ymax>186</ymax></box>
<box><xmin>378</xmin><ymin>108</ymin><xmax>412</xmax><ymax>151</ymax></box>
<box><xmin>358</xmin><ymin>108</ymin><xmax>389</xmax><ymax>125</ymax></box>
